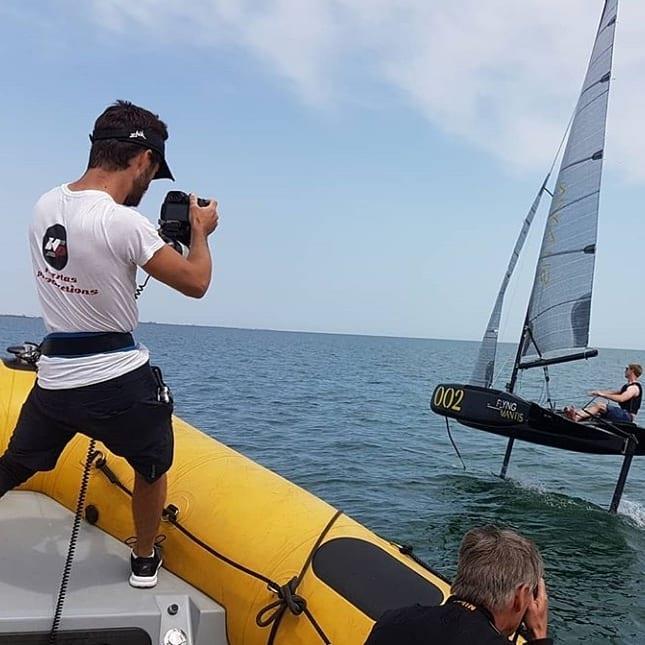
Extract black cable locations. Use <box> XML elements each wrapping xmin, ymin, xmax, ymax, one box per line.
<box><xmin>49</xmin><ymin>440</ymin><xmax>98</xmax><ymax>644</ymax></box>
<box><xmin>134</xmin><ymin>274</ymin><xmax>151</xmax><ymax>299</ymax></box>
<box><xmin>444</xmin><ymin>417</ymin><xmax>467</xmax><ymax>471</ymax></box>
<box><xmin>92</xmin><ymin>457</ymin><xmax>338</xmax><ymax>644</ymax></box>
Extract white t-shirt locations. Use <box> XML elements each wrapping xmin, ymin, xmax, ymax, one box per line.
<box><xmin>30</xmin><ymin>184</ymin><xmax>165</xmax><ymax>389</ymax></box>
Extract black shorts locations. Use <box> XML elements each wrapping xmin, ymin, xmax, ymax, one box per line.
<box><xmin>6</xmin><ymin>362</ymin><xmax>174</xmax><ymax>483</ymax></box>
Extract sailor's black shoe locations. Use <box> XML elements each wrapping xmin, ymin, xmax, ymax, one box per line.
<box><xmin>129</xmin><ymin>545</ymin><xmax>163</xmax><ymax>588</ymax></box>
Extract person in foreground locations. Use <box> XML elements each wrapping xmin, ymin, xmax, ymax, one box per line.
<box><xmin>365</xmin><ymin>525</ymin><xmax>551</xmax><ymax>644</ymax></box>
<box><xmin>564</xmin><ymin>363</ymin><xmax>642</xmax><ymax>423</ymax></box>
<box><xmin>0</xmin><ymin>100</ymin><xmax>218</xmax><ymax>588</ymax></box>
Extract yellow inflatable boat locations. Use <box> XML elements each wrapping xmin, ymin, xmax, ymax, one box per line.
<box><xmin>0</xmin><ymin>354</ymin><xmax>452</xmax><ymax>644</ymax></box>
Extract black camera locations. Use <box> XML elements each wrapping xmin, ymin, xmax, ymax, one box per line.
<box><xmin>159</xmin><ymin>191</ymin><xmax>209</xmax><ymax>251</ymax></box>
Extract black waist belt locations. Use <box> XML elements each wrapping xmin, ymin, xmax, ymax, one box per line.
<box><xmin>40</xmin><ymin>332</ymin><xmax>136</xmax><ymax>357</ymax></box>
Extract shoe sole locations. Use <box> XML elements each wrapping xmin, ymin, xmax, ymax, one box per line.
<box><xmin>129</xmin><ymin>559</ymin><xmax>163</xmax><ymax>588</ymax></box>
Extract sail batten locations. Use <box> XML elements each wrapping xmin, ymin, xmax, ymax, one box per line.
<box><xmin>576</xmin><ymin>89</ymin><xmax>610</xmax><ymax>115</ymax></box>
<box><xmin>548</xmin><ymin>189</ymin><xmax>600</xmax><ymax>218</ymax></box>
<box><xmin>520</xmin><ymin>0</ymin><xmax>617</xmax><ymax>362</ymax></box>
<box><xmin>470</xmin><ymin>0</ymin><xmax>617</xmax><ymax>386</ymax></box>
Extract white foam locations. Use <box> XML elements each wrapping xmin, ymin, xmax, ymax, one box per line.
<box><xmin>507</xmin><ymin>476</ymin><xmax>599</xmax><ymax>512</ymax></box>
<box><xmin>618</xmin><ymin>499</ymin><xmax>645</xmax><ymax>528</ymax></box>
<box><xmin>511</xmin><ymin>476</ymin><xmax>547</xmax><ymax>496</ymax></box>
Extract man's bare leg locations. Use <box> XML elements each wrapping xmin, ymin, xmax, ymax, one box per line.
<box><xmin>576</xmin><ymin>402</ymin><xmax>606</xmax><ymax>421</ymax></box>
<box><xmin>132</xmin><ymin>472</ymin><xmax>166</xmax><ymax>556</ymax></box>
<box><xmin>565</xmin><ymin>402</ymin><xmax>605</xmax><ymax>422</ymax></box>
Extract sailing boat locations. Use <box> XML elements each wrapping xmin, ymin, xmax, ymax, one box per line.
<box><xmin>430</xmin><ymin>0</ymin><xmax>641</xmax><ymax>513</ymax></box>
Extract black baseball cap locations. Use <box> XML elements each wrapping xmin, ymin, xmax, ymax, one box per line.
<box><xmin>89</xmin><ymin>127</ymin><xmax>174</xmax><ymax>180</ymax></box>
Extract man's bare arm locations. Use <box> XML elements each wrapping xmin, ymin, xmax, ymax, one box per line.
<box><xmin>591</xmin><ymin>385</ymin><xmax>638</xmax><ymax>403</ymax></box>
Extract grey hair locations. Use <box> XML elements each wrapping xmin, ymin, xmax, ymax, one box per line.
<box><xmin>451</xmin><ymin>525</ymin><xmax>543</xmax><ymax>612</ymax></box>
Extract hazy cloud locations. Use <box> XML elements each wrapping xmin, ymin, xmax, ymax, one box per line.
<box><xmin>89</xmin><ymin>0</ymin><xmax>645</xmax><ymax>180</ymax></box>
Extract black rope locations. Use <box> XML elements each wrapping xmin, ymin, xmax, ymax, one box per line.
<box><xmin>93</xmin><ymin>452</ymin><xmax>137</xmax><ymax>498</ymax></box>
<box><xmin>167</xmin><ymin>510</ymin><xmax>276</xmax><ymax>587</ymax></box>
<box><xmin>576</xmin><ymin>395</ymin><xmax>599</xmax><ymax>419</ymax></box>
<box><xmin>93</xmin><ymin>459</ymin><xmax>276</xmax><ymax>585</ymax></box>
<box><xmin>256</xmin><ymin>509</ymin><xmax>342</xmax><ymax>645</ymax></box>
<box><xmin>395</xmin><ymin>543</ymin><xmax>450</xmax><ymax>583</ymax></box>
<box><xmin>444</xmin><ymin>417</ymin><xmax>466</xmax><ymax>471</ymax></box>
<box><xmin>49</xmin><ymin>440</ymin><xmax>99</xmax><ymax>644</ymax></box>
<box><xmin>92</xmin><ymin>457</ymin><xmax>339</xmax><ymax>644</ymax></box>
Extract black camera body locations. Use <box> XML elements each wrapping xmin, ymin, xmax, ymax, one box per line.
<box><xmin>159</xmin><ymin>191</ymin><xmax>209</xmax><ymax>251</ymax></box>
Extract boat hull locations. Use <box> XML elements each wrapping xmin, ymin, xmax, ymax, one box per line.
<box><xmin>0</xmin><ymin>359</ymin><xmax>451</xmax><ymax>644</ymax></box>
<box><xmin>431</xmin><ymin>383</ymin><xmax>645</xmax><ymax>456</ymax></box>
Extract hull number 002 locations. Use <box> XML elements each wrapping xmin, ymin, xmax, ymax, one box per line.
<box><xmin>433</xmin><ymin>386</ymin><xmax>464</xmax><ymax>412</ymax></box>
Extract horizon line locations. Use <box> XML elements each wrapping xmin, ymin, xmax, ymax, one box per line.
<box><xmin>1</xmin><ymin>313</ymin><xmax>644</xmax><ymax>353</ymax></box>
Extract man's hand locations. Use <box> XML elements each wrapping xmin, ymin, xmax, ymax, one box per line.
<box><xmin>143</xmin><ymin>193</ymin><xmax>218</xmax><ymax>298</ymax></box>
<box><xmin>524</xmin><ymin>577</ymin><xmax>548</xmax><ymax>640</ymax></box>
<box><xmin>189</xmin><ymin>193</ymin><xmax>218</xmax><ymax>238</ymax></box>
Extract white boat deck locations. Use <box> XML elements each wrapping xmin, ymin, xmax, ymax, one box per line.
<box><xmin>0</xmin><ymin>491</ymin><xmax>228</xmax><ymax>644</ymax></box>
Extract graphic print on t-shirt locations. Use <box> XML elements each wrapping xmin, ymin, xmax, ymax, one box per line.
<box><xmin>42</xmin><ymin>224</ymin><xmax>68</xmax><ymax>270</ymax></box>
<box><xmin>31</xmin><ymin>185</ymin><xmax>166</xmax><ymax>388</ymax></box>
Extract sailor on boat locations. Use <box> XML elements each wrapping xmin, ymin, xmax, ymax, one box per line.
<box><xmin>0</xmin><ymin>100</ymin><xmax>218</xmax><ymax>588</ymax></box>
<box><xmin>365</xmin><ymin>526</ymin><xmax>552</xmax><ymax>644</ymax></box>
<box><xmin>564</xmin><ymin>363</ymin><xmax>642</xmax><ymax>423</ymax></box>
<box><xmin>430</xmin><ymin>1</ymin><xmax>645</xmax><ymax>512</ymax></box>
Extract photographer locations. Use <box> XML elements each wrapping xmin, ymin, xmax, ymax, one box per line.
<box><xmin>0</xmin><ymin>100</ymin><xmax>218</xmax><ymax>588</ymax></box>
<box><xmin>365</xmin><ymin>525</ymin><xmax>551</xmax><ymax>644</ymax></box>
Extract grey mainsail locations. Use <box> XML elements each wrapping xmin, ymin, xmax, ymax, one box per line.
<box><xmin>470</xmin><ymin>177</ymin><xmax>549</xmax><ymax>387</ymax></box>
<box><xmin>521</xmin><ymin>0</ymin><xmax>617</xmax><ymax>362</ymax></box>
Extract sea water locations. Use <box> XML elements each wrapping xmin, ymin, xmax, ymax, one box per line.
<box><xmin>1</xmin><ymin>315</ymin><xmax>643</xmax><ymax>643</ymax></box>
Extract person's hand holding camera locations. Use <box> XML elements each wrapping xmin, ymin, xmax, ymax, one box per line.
<box><xmin>145</xmin><ymin>192</ymin><xmax>219</xmax><ymax>299</ymax></box>
<box><xmin>189</xmin><ymin>193</ymin><xmax>218</xmax><ymax>239</ymax></box>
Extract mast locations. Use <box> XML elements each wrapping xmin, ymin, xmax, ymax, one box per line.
<box><xmin>507</xmin><ymin>316</ymin><xmax>529</xmax><ymax>394</ymax></box>
<box><xmin>499</xmin><ymin>0</ymin><xmax>618</xmax><ymax>479</ymax></box>
<box><xmin>470</xmin><ymin>176</ymin><xmax>550</xmax><ymax>389</ymax></box>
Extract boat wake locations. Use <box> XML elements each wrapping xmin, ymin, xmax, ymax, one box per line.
<box><xmin>439</xmin><ymin>471</ymin><xmax>597</xmax><ymax>514</ymax></box>
<box><xmin>617</xmin><ymin>499</ymin><xmax>645</xmax><ymax>529</ymax></box>
<box><xmin>505</xmin><ymin>475</ymin><xmax>600</xmax><ymax>513</ymax></box>
<box><xmin>506</xmin><ymin>477</ymin><xmax>645</xmax><ymax>531</ymax></box>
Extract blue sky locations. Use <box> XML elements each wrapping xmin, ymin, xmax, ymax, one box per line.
<box><xmin>1</xmin><ymin>0</ymin><xmax>644</xmax><ymax>348</ymax></box>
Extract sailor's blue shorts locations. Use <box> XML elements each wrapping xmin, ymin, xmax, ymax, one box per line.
<box><xmin>603</xmin><ymin>405</ymin><xmax>633</xmax><ymax>422</ymax></box>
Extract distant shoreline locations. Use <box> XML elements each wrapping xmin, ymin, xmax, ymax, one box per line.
<box><xmin>0</xmin><ymin>313</ymin><xmax>485</xmax><ymax>344</ymax></box>
<box><xmin>1</xmin><ymin>314</ymin><xmax>644</xmax><ymax>352</ymax></box>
